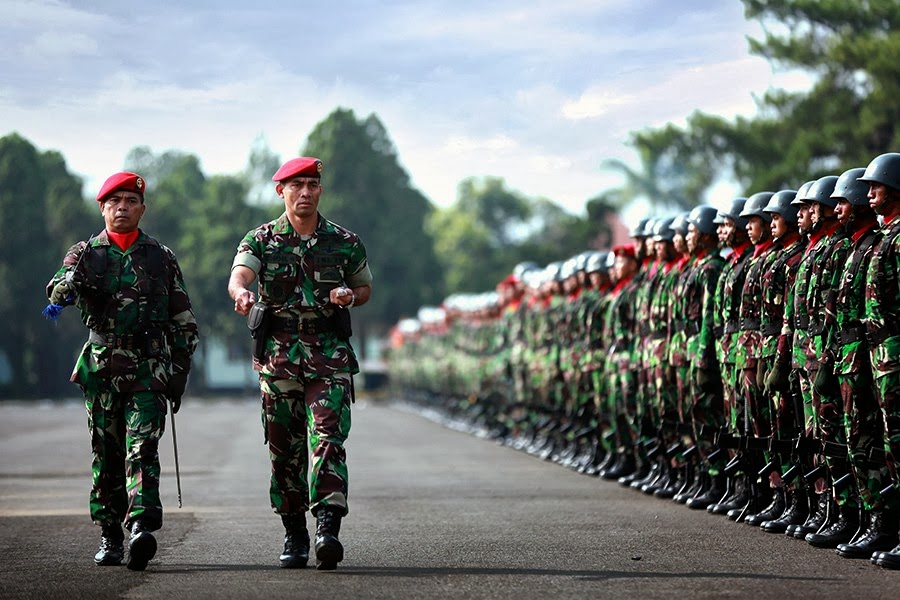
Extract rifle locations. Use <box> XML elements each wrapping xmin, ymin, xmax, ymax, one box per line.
<box><xmin>169</xmin><ymin>398</ymin><xmax>183</xmax><ymax>508</ymax></box>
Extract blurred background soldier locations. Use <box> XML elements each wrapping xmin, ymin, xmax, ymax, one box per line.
<box><xmin>46</xmin><ymin>171</ymin><xmax>199</xmax><ymax>570</ymax></box>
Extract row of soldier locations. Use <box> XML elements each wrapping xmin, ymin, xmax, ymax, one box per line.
<box><xmin>387</xmin><ymin>152</ymin><xmax>900</xmax><ymax>570</ymax></box>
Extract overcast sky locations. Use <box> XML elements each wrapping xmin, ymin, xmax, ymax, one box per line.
<box><xmin>1</xmin><ymin>0</ymin><xmax>808</xmax><ymax>224</ymax></box>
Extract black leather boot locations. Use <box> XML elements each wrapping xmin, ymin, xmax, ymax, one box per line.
<box><xmin>806</xmin><ymin>504</ymin><xmax>860</xmax><ymax>548</ymax></box>
<box><xmin>746</xmin><ymin>487</ymin><xmax>786</xmax><ymax>526</ymax></box>
<box><xmin>709</xmin><ymin>476</ymin><xmax>747</xmax><ymax>515</ymax></box>
<box><xmin>279</xmin><ymin>514</ymin><xmax>310</xmax><ymax>568</ymax></box>
<box><xmin>126</xmin><ymin>520</ymin><xmax>157</xmax><ymax>571</ymax></box>
<box><xmin>687</xmin><ymin>472</ymin><xmax>726</xmax><ymax>511</ymax></box>
<box><xmin>789</xmin><ymin>491</ymin><xmax>829</xmax><ymax>539</ymax></box>
<box><xmin>314</xmin><ymin>508</ymin><xmax>344</xmax><ymax>570</ymax></box>
<box><xmin>94</xmin><ymin>522</ymin><xmax>125</xmax><ymax>566</ymax></box>
<box><xmin>761</xmin><ymin>488</ymin><xmax>808</xmax><ymax>533</ymax></box>
<box><xmin>876</xmin><ymin>542</ymin><xmax>900</xmax><ymax>569</ymax></box>
<box><xmin>836</xmin><ymin>510</ymin><xmax>900</xmax><ymax>559</ymax></box>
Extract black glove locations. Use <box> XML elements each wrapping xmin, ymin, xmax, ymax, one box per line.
<box><xmin>813</xmin><ymin>364</ymin><xmax>837</xmax><ymax>397</ymax></box>
<box><xmin>167</xmin><ymin>371</ymin><xmax>188</xmax><ymax>414</ymax></box>
<box><xmin>765</xmin><ymin>362</ymin><xmax>790</xmax><ymax>394</ymax></box>
<box><xmin>49</xmin><ymin>280</ymin><xmax>76</xmax><ymax>306</ymax></box>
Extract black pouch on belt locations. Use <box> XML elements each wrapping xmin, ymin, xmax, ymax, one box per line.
<box><xmin>247</xmin><ymin>302</ymin><xmax>270</xmax><ymax>361</ymax></box>
<box><xmin>330</xmin><ymin>308</ymin><xmax>353</xmax><ymax>340</ymax></box>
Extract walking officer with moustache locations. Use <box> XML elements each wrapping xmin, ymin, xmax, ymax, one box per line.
<box><xmin>229</xmin><ymin>157</ymin><xmax>372</xmax><ymax>570</ymax></box>
<box><xmin>46</xmin><ymin>172</ymin><xmax>199</xmax><ymax>570</ymax></box>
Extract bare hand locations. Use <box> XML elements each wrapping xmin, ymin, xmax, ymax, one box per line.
<box><xmin>330</xmin><ymin>287</ymin><xmax>354</xmax><ymax>307</ymax></box>
<box><xmin>233</xmin><ymin>289</ymin><xmax>256</xmax><ymax>316</ymax></box>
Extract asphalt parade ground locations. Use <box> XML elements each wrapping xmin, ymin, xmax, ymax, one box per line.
<box><xmin>1</xmin><ymin>396</ymin><xmax>897</xmax><ymax>599</ymax></box>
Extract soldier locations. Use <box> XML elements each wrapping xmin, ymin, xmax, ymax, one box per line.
<box><xmin>857</xmin><ymin>153</ymin><xmax>900</xmax><ymax>567</ymax></box>
<box><xmin>705</xmin><ymin>199</ymin><xmax>754</xmax><ymax>515</ymax></box>
<box><xmin>228</xmin><ymin>157</ymin><xmax>373</xmax><ymax>570</ymax></box>
<box><xmin>677</xmin><ymin>206</ymin><xmax>725</xmax><ymax>510</ymax></box>
<box><xmin>46</xmin><ymin>172</ymin><xmax>199</xmax><ymax>570</ymax></box>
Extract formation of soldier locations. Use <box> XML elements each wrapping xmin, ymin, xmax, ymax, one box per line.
<box><xmin>387</xmin><ymin>152</ymin><xmax>900</xmax><ymax>570</ymax></box>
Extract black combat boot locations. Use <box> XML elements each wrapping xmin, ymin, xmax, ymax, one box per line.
<box><xmin>876</xmin><ymin>541</ymin><xmax>900</xmax><ymax>569</ymax></box>
<box><xmin>745</xmin><ymin>487</ymin><xmax>786</xmax><ymax>526</ymax></box>
<box><xmin>279</xmin><ymin>514</ymin><xmax>310</xmax><ymax>568</ymax></box>
<box><xmin>314</xmin><ymin>508</ymin><xmax>344</xmax><ymax>570</ymax></box>
<box><xmin>806</xmin><ymin>503</ymin><xmax>860</xmax><ymax>548</ymax></box>
<box><xmin>836</xmin><ymin>509</ymin><xmax>900</xmax><ymax>559</ymax></box>
<box><xmin>126</xmin><ymin>520</ymin><xmax>157</xmax><ymax>571</ymax></box>
<box><xmin>687</xmin><ymin>472</ymin><xmax>727</xmax><ymax>511</ymax></box>
<box><xmin>709</xmin><ymin>476</ymin><xmax>748</xmax><ymax>515</ymax></box>
<box><xmin>789</xmin><ymin>491</ymin><xmax>829</xmax><ymax>539</ymax></box>
<box><xmin>761</xmin><ymin>488</ymin><xmax>809</xmax><ymax>533</ymax></box>
<box><xmin>94</xmin><ymin>522</ymin><xmax>125</xmax><ymax>566</ymax></box>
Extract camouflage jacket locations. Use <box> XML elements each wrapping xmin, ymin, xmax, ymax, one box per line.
<box><xmin>758</xmin><ymin>234</ymin><xmax>805</xmax><ymax>360</ymax></box>
<box><xmin>734</xmin><ymin>240</ymin><xmax>777</xmax><ymax>368</ymax></box>
<box><xmin>681</xmin><ymin>250</ymin><xmax>725</xmax><ymax>371</ymax></box>
<box><xmin>824</xmin><ymin>220</ymin><xmax>880</xmax><ymax>375</ymax></box>
<box><xmin>713</xmin><ymin>243</ymin><xmax>753</xmax><ymax>367</ymax></box>
<box><xmin>47</xmin><ymin>230</ymin><xmax>199</xmax><ymax>392</ymax></box>
<box><xmin>233</xmin><ymin>212</ymin><xmax>372</xmax><ymax>379</ymax></box>
<box><xmin>864</xmin><ymin>216</ymin><xmax>900</xmax><ymax>378</ymax></box>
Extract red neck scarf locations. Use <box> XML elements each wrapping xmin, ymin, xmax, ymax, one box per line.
<box><xmin>107</xmin><ymin>229</ymin><xmax>140</xmax><ymax>250</ymax></box>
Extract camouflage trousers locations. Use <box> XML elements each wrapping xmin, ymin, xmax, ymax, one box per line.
<box><xmin>875</xmin><ymin>371</ymin><xmax>900</xmax><ymax>488</ymax></box>
<box><xmin>84</xmin><ymin>389</ymin><xmax>166</xmax><ymax>531</ymax></box>
<box><xmin>842</xmin><ymin>371</ymin><xmax>890</xmax><ymax>511</ymax></box>
<box><xmin>260</xmin><ymin>373</ymin><xmax>352</xmax><ymax>517</ymax></box>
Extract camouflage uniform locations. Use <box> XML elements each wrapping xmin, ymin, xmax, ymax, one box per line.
<box><xmin>48</xmin><ymin>230</ymin><xmax>199</xmax><ymax>531</ymax></box>
<box><xmin>233</xmin><ymin>212</ymin><xmax>372</xmax><ymax>517</ymax></box>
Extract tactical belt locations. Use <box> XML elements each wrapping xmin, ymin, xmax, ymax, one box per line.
<box><xmin>89</xmin><ymin>330</ymin><xmax>142</xmax><ymax>351</ymax></box>
<box><xmin>723</xmin><ymin>321</ymin><xmax>739</xmax><ymax>335</ymax></box>
<box><xmin>271</xmin><ymin>314</ymin><xmax>332</xmax><ymax>336</ymax></box>
<box><xmin>739</xmin><ymin>317</ymin><xmax>760</xmax><ymax>331</ymax></box>
<box><xmin>837</xmin><ymin>325</ymin><xmax>865</xmax><ymax>346</ymax></box>
<box><xmin>807</xmin><ymin>321</ymin><xmax>825</xmax><ymax>336</ymax></box>
<box><xmin>760</xmin><ymin>323</ymin><xmax>780</xmax><ymax>336</ymax></box>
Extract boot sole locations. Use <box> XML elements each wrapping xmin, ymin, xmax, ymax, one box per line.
<box><xmin>127</xmin><ymin>532</ymin><xmax>157</xmax><ymax>571</ymax></box>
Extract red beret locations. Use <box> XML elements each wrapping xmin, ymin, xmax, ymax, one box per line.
<box><xmin>272</xmin><ymin>157</ymin><xmax>323</xmax><ymax>182</ymax></box>
<box><xmin>612</xmin><ymin>244</ymin><xmax>636</xmax><ymax>259</ymax></box>
<box><xmin>96</xmin><ymin>172</ymin><xmax>146</xmax><ymax>202</ymax></box>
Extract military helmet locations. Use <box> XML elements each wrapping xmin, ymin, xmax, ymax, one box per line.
<box><xmin>739</xmin><ymin>191</ymin><xmax>775</xmax><ymax>223</ymax></box>
<box><xmin>714</xmin><ymin>197</ymin><xmax>748</xmax><ymax>228</ymax></box>
<box><xmin>805</xmin><ymin>175</ymin><xmax>839</xmax><ymax>208</ymax></box>
<box><xmin>629</xmin><ymin>217</ymin><xmax>650</xmax><ymax>238</ymax></box>
<box><xmin>560</xmin><ymin>256</ymin><xmax>580</xmax><ymax>280</ymax></box>
<box><xmin>669</xmin><ymin>211</ymin><xmax>690</xmax><ymax>236</ymax></box>
<box><xmin>686</xmin><ymin>205</ymin><xmax>719</xmax><ymax>235</ymax></box>
<box><xmin>763</xmin><ymin>189</ymin><xmax>799</xmax><ymax>223</ymax></box>
<box><xmin>512</xmin><ymin>261</ymin><xmax>539</xmax><ymax>280</ymax></box>
<box><xmin>585</xmin><ymin>251</ymin><xmax>610</xmax><ymax>274</ymax></box>
<box><xmin>858</xmin><ymin>152</ymin><xmax>900</xmax><ymax>191</ymax></box>
<box><xmin>790</xmin><ymin>180</ymin><xmax>817</xmax><ymax>206</ymax></box>
<box><xmin>831</xmin><ymin>167</ymin><xmax>869</xmax><ymax>207</ymax></box>
<box><xmin>653</xmin><ymin>216</ymin><xmax>676</xmax><ymax>242</ymax></box>
<box><xmin>641</xmin><ymin>217</ymin><xmax>658</xmax><ymax>238</ymax></box>
<box><xmin>544</xmin><ymin>261</ymin><xmax>564</xmax><ymax>283</ymax></box>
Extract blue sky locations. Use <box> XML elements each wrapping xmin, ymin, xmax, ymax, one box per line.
<box><xmin>1</xmin><ymin>0</ymin><xmax>808</xmax><ymax>222</ymax></box>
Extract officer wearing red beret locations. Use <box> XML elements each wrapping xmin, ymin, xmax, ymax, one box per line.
<box><xmin>46</xmin><ymin>171</ymin><xmax>199</xmax><ymax>570</ymax></box>
<box><xmin>228</xmin><ymin>157</ymin><xmax>373</xmax><ymax>570</ymax></box>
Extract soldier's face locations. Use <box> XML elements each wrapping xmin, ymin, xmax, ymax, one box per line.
<box><xmin>770</xmin><ymin>213</ymin><xmax>790</xmax><ymax>239</ymax></box>
<box><xmin>716</xmin><ymin>222</ymin><xmax>728</xmax><ymax>247</ymax></box>
<box><xmin>686</xmin><ymin>224</ymin><xmax>699</xmax><ymax>253</ymax></box>
<box><xmin>673</xmin><ymin>232</ymin><xmax>687</xmax><ymax>254</ymax></box>
<box><xmin>100</xmin><ymin>191</ymin><xmax>145</xmax><ymax>233</ymax></box>
<box><xmin>868</xmin><ymin>182</ymin><xmax>897</xmax><ymax>216</ymax></box>
<box><xmin>277</xmin><ymin>177</ymin><xmax>322</xmax><ymax>220</ymax></box>
<box><xmin>797</xmin><ymin>204</ymin><xmax>813</xmax><ymax>233</ymax></box>
<box><xmin>746</xmin><ymin>216</ymin><xmax>768</xmax><ymax>244</ymax></box>
<box><xmin>834</xmin><ymin>198</ymin><xmax>853</xmax><ymax>225</ymax></box>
